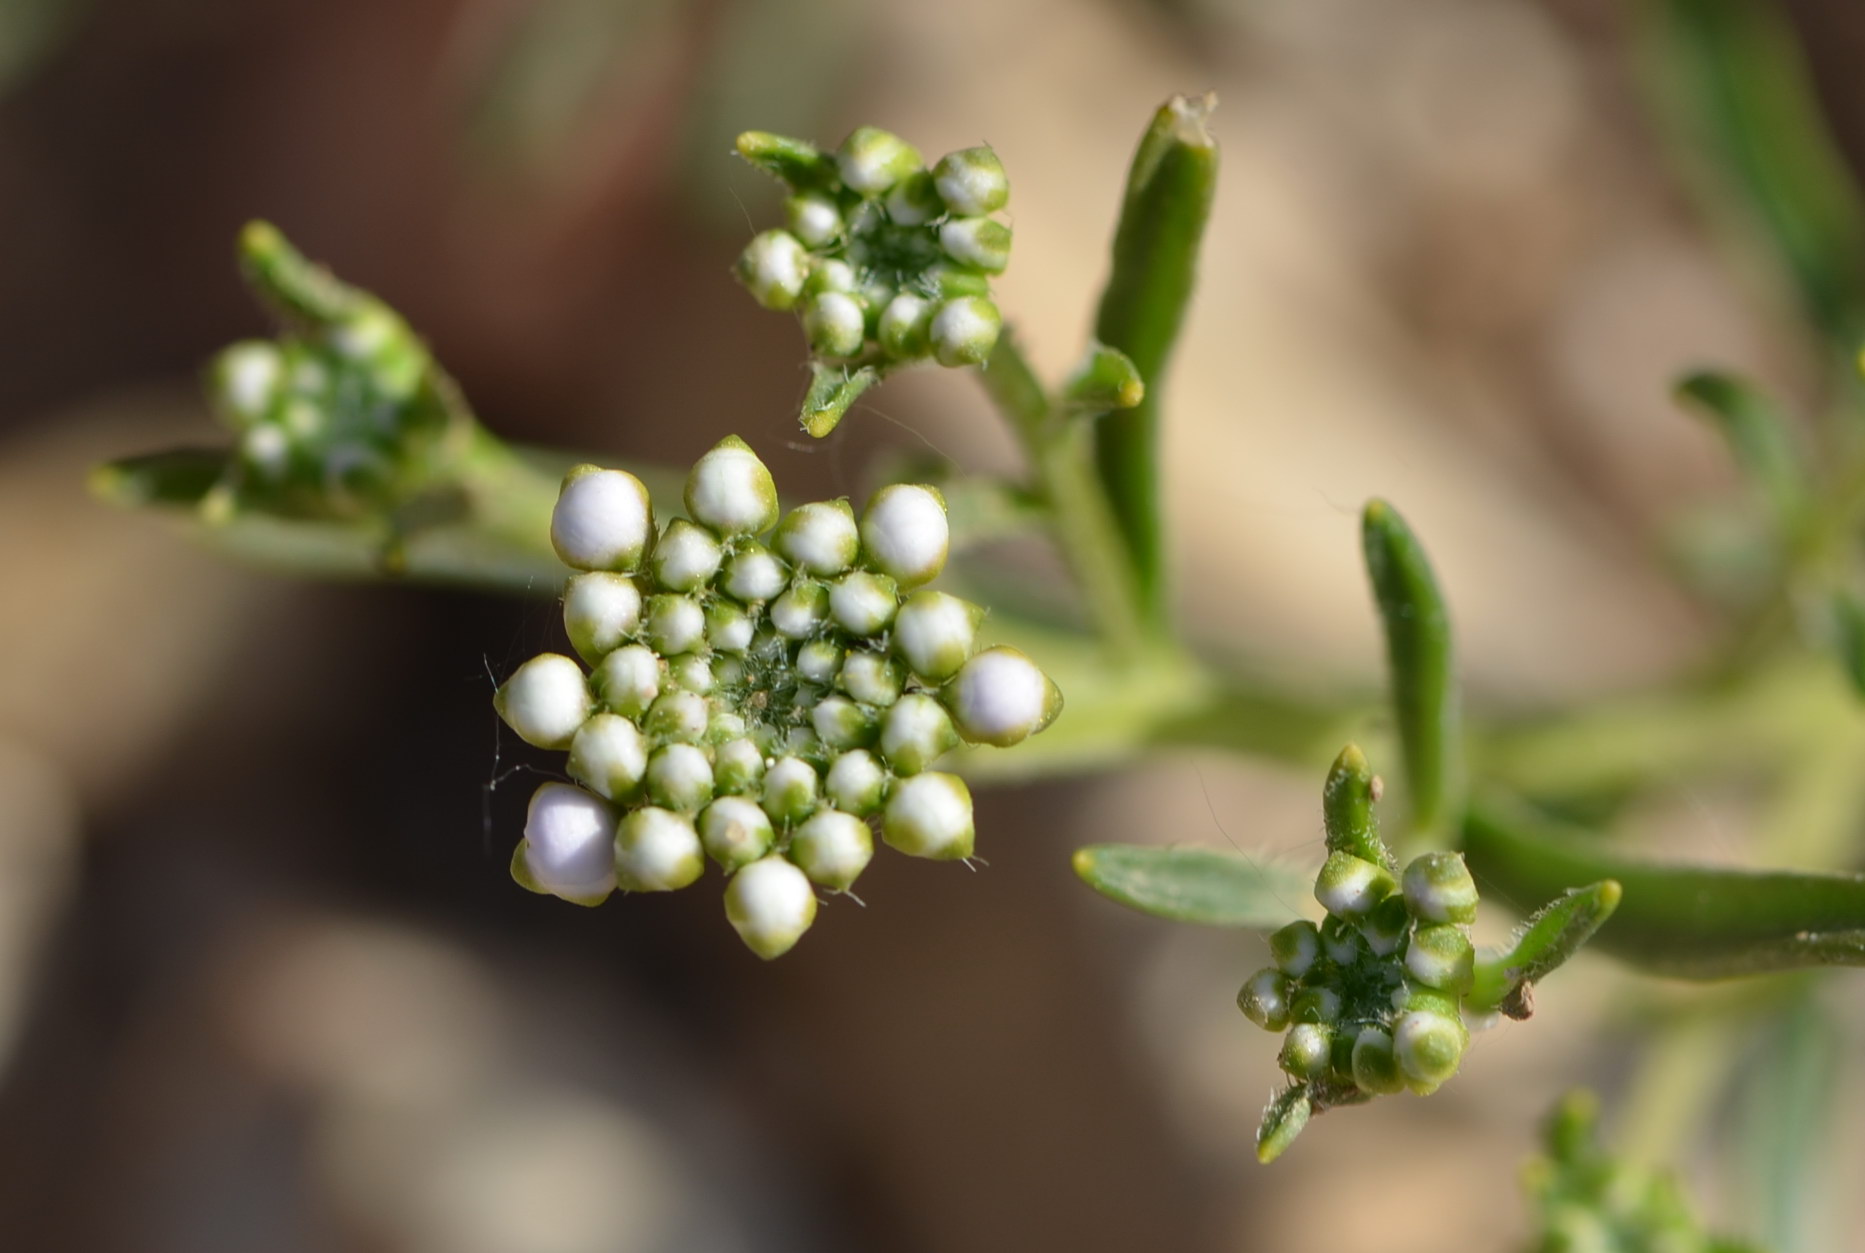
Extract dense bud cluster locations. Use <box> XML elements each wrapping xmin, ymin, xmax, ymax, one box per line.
<box><xmin>497</xmin><ymin>436</ymin><xmax>1062</xmax><ymax>958</ymax></box>
<box><xmin>1249</xmin><ymin>745</ymin><xmax>1481</xmax><ymax>1162</ymax></box>
<box><xmin>734</xmin><ymin>128</ymin><xmax>1011</xmax><ymax>370</ymax></box>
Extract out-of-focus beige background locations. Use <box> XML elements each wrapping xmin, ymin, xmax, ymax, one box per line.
<box><xmin>2</xmin><ymin>1</ymin><xmax>1863</xmax><ymax>1250</ymax></box>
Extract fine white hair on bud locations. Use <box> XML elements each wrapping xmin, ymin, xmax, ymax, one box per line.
<box><xmin>775</xmin><ymin>500</ymin><xmax>860</xmax><ymax>576</ymax></box>
<box><xmin>722</xmin><ymin>544</ymin><xmax>788</xmax><ymax>603</ymax></box>
<box><xmin>877</xmin><ymin>693</ymin><xmax>958</xmax><ymax>775</ymax></box>
<box><xmin>645</xmin><ymin>743</ymin><xmax>715</xmax><ymax>811</ymax></box>
<box><xmin>785</xmin><ymin>194</ymin><xmax>843</xmax><ymax>248</ymax></box>
<box><xmin>1313</xmin><ymin>851</ymin><xmax>1396</xmax><ymax>919</ymax></box>
<box><xmin>685</xmin><ymin>436</ymin><xmax>779</xmax><ymax>536</ymax></box>
<box><xmin>838</xmin><ymin>651</ymin><xmax>903</xmax><ymax>706</ymax></box>
<box><xmin>1237</xmin><ymin>968</ymin><xmax>1292</xmax><ymax>1032</ymax></box>
<box><xmin>650</xmin><ymin>520</ymin><xmax>724</xmax><ymax>592</ymax></box>
<box><xmin>761</xmin><ymin>755</ymin><xmax>819</xmax><ymax>826</ymax></box>
<box><xmin>824</xmin><ymin>749</ymin><xmax>886</xmax><ymax>816</ymax></box>
<box><xmin>699</xmin><ymin>796</ymin><xmax>775</xmax><ymax>869</ymax></box>
<box><xmin>803</xmin><ymin>292</ymin><xmax>866</xmax><ymax>358</ymax></box>
<box><xmin>562</xmin><ymin>572</ymin><xmax>642</xmax><ymax>664</ymax></box>
<box><xmin>214</xmin><ymin>341</ymin><xmax>283</xmax><ymax>424</ymax></box>
<box><xmin>829</xmin><ymin>571</ymin><xmax>899</xmax><ymax>636</ymax></box>
<box><xmin>567</xmin><ymin>714</ymin><xmax>648</xmax><ymax>801</ymax></box>
<box><xmin>789</xmin><ymin>809</ymin><xmax>874</xmax><ymax>889</ymax></box>
<box><xmin>594</xmin><ymin>644</ymin><xmax>660</xmax><ymax>717</ymax></box>
<box><xmin>836</xmin><ymin>126</ymin><xmax>922</xmax><ymax>196</ymax></box>
<box><xmin>932</xmin><ymin>146</ymin><xmax>1010</xmax><ymax>216</ymax></box>
<box><xmin>551</xmin><ymin>465</ymin><xmax>654</xmax><ymax>572</ymax></box>
<box><xmin>494</xmin><ymin>653</ymin><xmax>591</xmax><ymax>750</ymax></box>
<box><xmin>644</xmin><ymin>594</ymin><xmax>707</xmax><ymax>656</ymax></box>
<box><xmin>615</xmin><ymin>807</ymin><xmax>705</xmax><ymax>892</ymax></box>
<box><xmin>521</xmin><ymin>782</ymin><xmax>617</xmax><ymax>902</ymax></box>
<box><xmin>877</xmin><ymin>293</ymin><xmax>933</xmax><ymax>360</ymax></box>
<box><xmin>891</xmin><ymin>590</ymin><xmax>979</xmax><ymax>680</ymax></box>
<box><xmin>882</xmin><ymin>772</ymin><xmax>974</xmax><ymax>860</ymax></box>
<box><xmin>736</xmin><ymin>229</ymin><xmax>809</xmax><ymax>311</ymax></box>
<box><xmin>943</xmin><ymin>645</ymin><xmax>1061</xmax><ymax>747</ymax></box>
<box><xmin>937</xmin><ymin>217</ymin><xmax>1012</xmax><ymax>274</ymax></box>
<box><xmin>929</xmin><ymin>296</ymin><xmax>1002</xmax><ymax>367</ymax></box>
<box><xmin>725</xmin><ymin>855</ymin><xmax>818</xmax><ymax>959</ymax></box>
<box><xmin>859</xmin><ymin>484</ymin><xmax>948</xmax><ymax>587</ymax></box>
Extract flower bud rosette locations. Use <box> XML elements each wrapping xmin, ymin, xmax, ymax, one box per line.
<box><xmin>497</xmin><ymin>436</ymin><xmax>1062</xmax><ymax>958</ymax></box>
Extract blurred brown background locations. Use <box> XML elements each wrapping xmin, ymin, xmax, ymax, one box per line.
<box><xmin>3</xmin><ymin>1</ymin><xmax>1864</xmax><ymax>1250</ymax></box>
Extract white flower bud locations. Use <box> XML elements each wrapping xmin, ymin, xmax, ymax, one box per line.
<box><xmin>214</xmin><ymin>341</ymin><xmax>283</xmax><ymax>426</ymax></box>
<box><xmin>824</xmin><ymin>749</ymin><xmax>887</xmax><ymax>816</ymax></box>
<box><xmin>1404</xmin><ymin>924</ymin><xmax>1475</xmax><ymax>991</ymax></box>
<box><xmin>932</xmin><ymin>146</ymin><xmax>1010</xmax><ymax>216</ymax></box>
<box><xmin>838</xmin><ymin>653</ymin><xmax>901</xmax><ymax>706</ymax></box>
<box><xmin>722</xmin><ymin>544</ymin><xmax>788</xmax><ymax>602</ymax></box>
<box><xmin>713</xmin><ymin>737</ymin><xmax>765</xmax><ymax>795</ymax></box>
<box><xmin>1279</xmin><ymin>1023</ymin><xmax>1333</xmax><ymax>1081</ymax></box>
<box><xmin>877</xmin><ymin>693</ymin><xmax>958</xmax><ymax>774</ymax></box>
<box><xmin>884</xmin><ymin>169</ymin><xmax>944</xmax><ymax>224</ymax></box>
<box><xmin>943</xmin><ymin>645</ymin><xmax>1061</xmax><ymax>747</ymax></box>
<box><xmin>241</xmin><ymin>424</ymin><xmax>290</xmax><ymax>477</ymax></box>
<box><xmin>562</xmin><ymin>572</ymin><xmax>642</xmax><ymax>664</ymax></box>
<box><xmin>877</xmin><ymin>293</ymin><xmax>933</xmax><ymax>360</ymax></box>
<box><xmin>938</xmin><ymin>216</ymin><xmax>1012</xmax><ymax>274</ymax></box>
<box><xmin>1359</xmin><ymin>895</ymin><xmax>1411</xmax><ymax>957</ymax></box>
<box><xmin>567</xmin><ymin>714</ymin><xmax>648</xmax><ymax>801</ymax></box>
<box><xmin>789</xmin><ymin>809</ymin><xmax>873</xmax><ymax>889</ymax></box>
<box><xmin>882</xmin><ymin>772</ymin><xmax>973</xmax><ymax>860</ymax></box>
<box><xmin>645</xmin><ymin>743</ymin><xmax>715</xmax><ymax>811</ymax></box>
<box><xmin>829</xmin><ymin>570</ymin><xmax>899</xmax><ymax>636</ymax></box>
<box><xmin>1236</xmin><ymin>968</ymin><xmax>1292</xmax><ymax>1031</ymax></box>
<box><xmin>1394</xmin><ymin>1009</ymin><xmax>1468</xmax><ymax>1093</ymax></box>
<box><xmin>708</xmin><ymin>708</ymin><xmax>746</xmax><ymax>741</ymax></box>
<box><xmin>1321</xmin><ymin>914</ymin><xmax>1366</xmax><ymax>964</ymax></box>
<box><xmin>811</xmin><ymin>695</ymin><xmax>877</xmax><ymax>750</ymax></box>
<box><xmin>1291</xmin><ymin>986</ymin><xmax>1342</xmax><ymax>1024</ymax></box>
<box><xmin>595</xmin><ymin>643</ymin><xmax>660</xmax><ymax>716</ymax></box>
<box><xmin>770</xmin><ymin>582</ymin><xmax>830</xmax><ymax>639</ymax></box>
<box><xmin>1351</xmin><ymin>1027</ymin><xmax>1405</xmax><ymax>1096</ymax></box>
<box><xmin>1401</xmin><ymin>851</ymin><xmax>1480</xmax><ymax>925</ymax></box>
<box><xmin>644</xmin><ymin>690</ymin><xmax>710</xmax><ymax>743</ymax></box>
<box><xmin>805</xmin><ymin>257</ymin><xmax>858</xmax><ymax>295</ymax></box>
<box><xmin>494</xmin><ymin>653</ymin><xmax>591</xmax><ymax>749</ymax></box>
<box><xmin>644</xmin><ymin>594</ymin><xmax>706</xmax><ymax>655</ymax></box>
<box><xmin>670</xmin><ymin>654</ymin><xmax>713</xmax><ymax>693</ymax></box>
<box><xmin>649</xmin><ymin>519</ymin><xmax>723</xmax><ymax>592</ymax></box>
<box><xmin>929</xmin><ymin>296</ymin><xmax>1002</xmax><ymax>367</ymax></box>
<box><xmin>761</xmin><ymin>755</ymin><xmax>819</xmax><ymax>825</ymax></box>
<box><xmin>725</xmin><ymin>855</ymin><xmax>818</xmax><ymax>959</ymax></box>
<box><xmin>785</xmin><ymin>193</ymin><xmax>843</xmax><ymax>248</ymax></box>
<box><xmin>775</xmin><ymin>500</ymin><xmax>860</xmax><ymax>575</ymax></box>
<box><xmin>521</xmin><ymin>782</ymin><xmax>617</xmax><ymax>903</ymax></box>
<box><xmin>1269</xmin><ymin>920</ymin><xmax>1321</xmax><ymax>978</ymax></box>
<box><xmin>795</xmin><ymin>638</ymin><xmax>844</xmax><ymax>684</ymax></box>
<box><xmin>803</xmin><ymin>292</ymin><xmax>866</xmax><ymax>358</ymax></box>
<box><xmin>891</xmin><ymin>590</ymin><xmax>979</xmax><ymax>680</ymax></box>
<box><xmin>685</xmin><ymin>435</ymin><xmax>779</xmax><ymax>536</ymax></box>
<box><xmin>1314</xmin><ymin>851</ymin><xmax>1396</xmax><ymax>919</ymax></box>
<box><xmin>706</xmin><ymin>602</ymin><xmax>754</xmax><ymax>653</ymax></box>
<box><xmin>699</xmin><ymin>796</ymin><xmax>775</xmax><ymax>869</ymax></box>
<box><xmin>615</xmin><ymin>807</ymin><xmax>705</xmax><ymax>892</ymax></box>
<box><xmin>551</xmin><ymin>466</ymin><xmax>654</xmax><ymax>572</ymax></box>
<box><xmin>836</xmin><ymin>126</ymin><xmax>922</xmax><ymax>196</ymax></box>
<box><xmin>859</xmin><ymin>484</ymin><xmax>948</xmax><ymax>587</ymax></box>
<box><xmin>736</xmin><ymin>229</ymin><xmax>809</xmax><ymax>311</ymax></box>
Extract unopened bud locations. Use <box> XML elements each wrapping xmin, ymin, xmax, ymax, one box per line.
<box><xmin>615</xmin><ymin>807</ymin><xmax>705</xmax><ymax>892</ymax></box>
<box><xmin>877</xmin><ymin>293</ymin><xmax>934</xmax><ymax>360</ymax></box>
<box><xmin>785</xmin><ymin>194</ymin><xmax>842</xmax><ymax>248</ymax></box>
<box><xmin>645</xmin><ymin>743</ymin><xmax>715</xmax><ymax>811</ymax></box>
<box><xmin>891</xmin><ymin>590</ymin><xmax>980</xmax><ymax>680</ymax></box>
<box><xmin>829</xmin><ymin>570</ymin><xmax>899</xmax><ymax>636</ymax></box>
<box><xmin>1402</xmin><ymin>851</ymin><xmax>1480</xmax><ymax>924</ymax></box>
<box><xmin>594</xmin><ymin>644</ymin><xmax>660</xmax><ymax>717</ymax></box>
<box><xmin>882</xmin><ymin>771</ymin><xmax>974</xmax><ymax>859</ymax></box>
<box><xmin>789</xmin><ymin>808</ymin><xmax>874</xmax><ymax>889</ymax></box>
<box><xmin>520</xmin><ymin>782</ymin><xmax>617</xmax><ymax>903</ymax></box>
<box><xmin>650</xmin><ymin>519</ymin><xmax>723</xmax><ymax>592</ymax></box>
<box><xmin>884</xmin><ymin>169</ymin><xmax>944</xmax><ymax>224</ymax></box>
<box><xmin>567</xmin><ymin>714</ymin><xmax>648</xmax><ymax>801</ymax></box>
<box><xmin>1351</xmin><ymin>1027</ymin><xmax>1406</xmax><ymax>1096</ymax></box>
<box><xmin>1269</xmin><ymin>920</ymin><xmax>1321</xmax><ymax>978</ymax></box>
<box><xmin>722</xmin><ymin>543</ymin><xmax>788</xmax><ymax>602</ymax></box>
<box><xmin>824</xmin><ymin>749</ymin><xmax>887</xmax><ymax>816</ymax></box>
<box><xmin>1394</xmin><ymin>1009</ymin><xmax>1468</xmax><ymax>1093</ymax></box>
<box><xmin>859</xmin><ymin>484</ymin><xmax>949</xmax><ymax>587</ymax></box>
<box><xmin>943</xmin><ymin>646</ymin><xmax>1062</xmax><ymax>747</ymax></box>
<box><xmin>776</xmin><ymin>499</ymin><xmax>861</xmax><ymax>575</ymax></box>
<box><xmin>551</xmin><ymin>465</ymin><xmax>653</xmax><ymax>572</ymax></box>
<box><xmin>878</xmin><ymin>693</ymin><xmax>959</xmax><ymax>775</ymax></box>
<box><xmin>932</xmin><ymin>146</ymin><xmax>1010</xmax><ymax>216</ymax></box>
<box><xmin>562</xmin><ymin>572</ymin><xmax>642</xmax><ymax>664</ymax></box>
<box><xmin>644</xmin><ymin>593</ymin><xmax>706</xmax><ymax>656</ymax></box>
<box><xmin>1314</xmin><ymin>851</ymin><xmax>1396</xmax><ymax>919</ymax></box>
<box><xmin>1404</xmin><ymin>924</ymin><xmax>1475</xmax><ymax>991</ymax></box>
<box><xmin>1237</xmin><ymin>968</ymin><xmax>1292</xmax><ymax>1031</ymax></box>
<box><xmin>803</xmin><ymin>292</ymin><xmax>866</xmax><ymax>358</ymax></box>
<box><xmin>938</xmin><ymin>217</ymin><xmax>1012</xmax><ymax>274</ymax></box>
<box><xmin>495</xmin><ymin>653</ymin><xmax>591</xmax><ymax>749</ymax></box>
<box><xmin>761</xmin><ymin>755</ymin><xmax>819</xmax><ymax>825</ymax></box>
<box><xmin>836</xmin><ymin>126</ymin><xmax>922</xmax><ymax>196</ymax></box>
<box><xmin>1279</xmin><ymin>1023</ymin><xmax>1333</xmax><ymax>1080</ymax></box>
<box><xmin>685</xmin><ymin>435</ymin><xmax>779</xmax><ymax>536</ymax></box>
<box><xmin>838</xmin><ymin>651</ymin><xmax>904</xmax><ymax>706</ymax></box>
<box><xmin>725</xmin><ymin>855</ymin><xmax>818</xmax><ymax>958</ymax></box>
<box><xmin>700</xmin><ymin>795</ymin><xmax>775</xmax><ymax>869</ymax></box>
<box><xmin>929</xmin><ymin>296</ymin><xmax>1002</xmax><ymax>367</ymax></box>
<box><xmin>736</xmin><ymin>229</ymin><xmax>809</xmax><ymax>311</ymax></box>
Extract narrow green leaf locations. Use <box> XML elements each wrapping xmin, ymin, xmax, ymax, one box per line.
<box><xmin>1091</xmin><ymin>92</ymin><xmax>1218</xmax><ymax>631</ymax></box>
<box><xmin>1463</xmin><ymin>799</ymin><xmax>1865</xmax><ymax>977</ymax></box>
<box><xmin>1321</xmin><ymin>742</ymin><xmax>1389</xmax><ymax>868</ymax></box>
<box><xmin>1071</xmin><ymin>843</ymin><xmax>1308</xmax><ymax>929</ymax></box>
<box><xmin>800</xmin><ymin>362</ymin><xmax>880</xmax><ymax>437</ymax></box>
<box><xmin>1362</xmin><ymin>499</ymin><xmax>1463</xmax><ymax>839</ymax></box>
<box><xmin>238</xmin><ymin>219</ymin><xmax>360</xmax><ymax>329</ymax></box>
<box><xmin>1061</xmin><ymin>342</ymin><xmax>1145</xmax><ymax>414</ymax></box>
<box><xmin>1674</xmin><ymin>370</ymin><xmax>1804</xmax><ymax>525</ymax></box>
<box><xmin>89</xmin><ymin>449</ymin><xmax>231</xmax><ymax>509</ymax></box>
<box><xmin>1255</xmin><ymin>1084</ymin><xmax>1311</xmax><ymax>1164</ymax></box>
<box><xmin>1733</xmin><ymin>991</ymin><xmax>1839</xmax><ymax>1253</ymax></box>
<box><xmin>1469</xmin><ymin>880</ymin><xmax>1622</xmax><ymax>1015</ymax></box>
<box><xmin>734</xmin><ymin>129</ymin><xmax>837</xmax><ymax>190</ymax></box>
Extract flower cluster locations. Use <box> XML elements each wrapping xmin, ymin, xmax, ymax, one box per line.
<box><xmin>733</xmin><ymin>128</ymin><xmax>1010</xmax><ymax>371</ymax></box>
<box><xmin>203</xmin><ymin>221</ymin><xmax>474</xmax><ymax>524</ymax></box>
<box><xmin>1247</xmin><ymin>745</ymin><xmax>1480</xmax><ymax>1162</ymax></box>
<box><xmin>495</xmin><ymin>437</ymin><xmax>1062</xmax><ymax>958</ymax></box>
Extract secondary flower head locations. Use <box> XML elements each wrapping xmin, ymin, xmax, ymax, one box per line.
<box><xmin>497</xmin><ymin>436</ymin><xmax>1063</xmax><ymax>957</ymax></box>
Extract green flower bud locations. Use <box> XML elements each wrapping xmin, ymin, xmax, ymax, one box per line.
<box><xmin>211</xmin><ymin>340</ymin><xmax>284</xmax><ymax>427</ymax></box>
<box><xmin>699</xmin><ymin>795</ymin><xmax>775</xmax><ymax>869</ymax></box>
<box><xmin>761</xmin><ymin>755</ymin><xmax>819</xmax><ymax>825</ymax></box>
<box><xmin>1404</xmin><ymin>924</ymin><xmax>1475</xmax><ymax>991</ymax></box>
<box><xmin>521</xmin><ymin>782</ymin><xmax>617</xmax><ymax>903</ymax></box>
<box><xmin>938</xmin><ymin>217</ymin><xmax>1012</xmax><ymax>274</ymax></box>
<box><xmin>1359</xmin><ymin>893</ymin><xmax>1412</xmax><ymax>957</ymax></box>
<box><xmin>1291</xmin><ymin>986</ymin><xmax>1342</xmax><ymax>1025</ymax></box>
<box><xmin>811</xmin><ymin>694</ymin><xmax>878</xmax><ymax>750</ymax></box>
<box><xmin>551</xmin><ymin>465</ymin><xmax>654</xmax><ymax>572</ymax></box>
<box><xmin>736</xmin><ymin>229</ymin><xmax>809</xmax><ymax>311</ymax></box>
<box><xmin>1269</xmin><ymin>920</ymin><xmax>1322</xmax><ymax>978</ymax></box>
<box><xmin>882</xmin><ymin>771</ymin><xmax>973</xmax><ymax>859</ymax></box>
<box><xmin>645</xmin><ymin>743</ymin><xmax>715</xmax><ymax>811</ymax></box>
<box><xmin>1236</xmin><ymin>968</ymin><xmax>1292</xmax><ymax>1031</ymax></box>
<box><xmin>884</xmin><ymin>168</ymin><xmax>944</xmax><ymax>224</ymax></box>
<box><xmin>1351</xmin><ymin>1027</ymin><xmax>1406</xmax><ymax>1096</ymax></box>
<box><xmin>789</xmin><ymin>808</ymin><xmax>874</xmax><ymax>889</ymax></box>
<box><xmin>567</xmin><ymin>713</ymin><xmax>648</xmax><ymax>801</ymax></box>
<box><xmin>708</xmin><ymin>708</ymin><xmax>745</xmax><ymax>740</ymax></box>
<box><xmin>769</xmin><ymin>581</ymin><xmax>830</xmax><ymax>639</ymax></box>
<box><xmin>804</xmin><ymin>257</ymin><xmax>858</xmax><ymax>296</ymax></box>
<box><xmin>562</xmin><ymin>572</ymin><xmax>642</xmax><ymax>664</ymax></box>
<box><xmin>838</xmin><ymin>651</ymin><xmax>904</xmax><ymax>706</ymax></box>
<box><xmin>495</xmin><ymin>653</ymin><xmax>592</xmax><ymax>749</ymax></box>
<box><xmin>803</xmin><ymin>291</ymin><xmax>866</xmax><ymax>358</ymax></box>
<box><xmin>1314</xmin><ymin>851</ymin><xmax>1397</xmax><ymax>919</ymax></box>
<box><xmin>877</xmin><ymin>293</ymin><xmax>934</xmax><ymax>360</ymax></box>
<box><xmin>929</xmin><ymin>295</ymin><xmax>1002</xmax><ymax>367</ymax></box>
<box><xmin>891</xmin><ymin>590</ymin><xmax>980</xmax><ymax>681</ymax></box>
<box><xmin>943</xmin><ymin>645</ymin><xmax>1063</xmax><ymax>747</ymax></box>
<box><xmin>824</xmin><ymin>749</ymin><xmax>887</xmax><ymax>816</ymax></box>
<box><xmin>1320</xmin><ymin>913</ymin><xmax>1367</xmax><ymax>964</ymax></box>
<box><xmin>722</xmin><ymin>543</ymin><xmax>788</xmax><ymax>603</ymax></box>
<box><xmin>669</xmin><ymin>654</ymin><xmax>713</xmax><ymax>694</ymax></box>
<box><xmin>1279</xmin><ymin>1023</ymin><xmax>1333</xmax><ymax>1080</ymax></box>
<box><xmin>859</xmin><ymin>484</ymin><xmax>948</xmax><ymax>587</ymax></box>
<box><xmin>644</xmin><ymin>594</ymin><xmax>706</xmax><ymax>655</ymax></box>
<box><xmin>706</xmin><ymin>602</ymin><xmax>754</xmax><ymax>654</ymax></box>
<box><xmin>829</xmin><ymin>570</ymin><xmax>900</xmax><ymax>636</ymax></box>
<box><xmin>615</xmin><ymin>807</ymin><xmax>705</xmax><ymax>892</ymax></box>
<box><xmin>1393</xmin><ymin>1009</ymin><xmax>1467</xmax><ymax>1093</ymax></box>
<box><xmin>775</xmin><ymin>500</ymin><xmax>860</xmax><ymax>575</ymax></box>
<box><xmin>795</xmin><ymin>638</ymin><xmax>844</xmax><ymax>684</ymax></box>
<box><xmin>713</xmin><ymin>738</ymin><xmax>766</xmax><ymax>795</ymax></box>
<box><xmin>650</xmin><ymin>519</ymin><xmax>723</xmax><ymax>592</ymax></box>
<box><xmin>836</xmin><ymin>126</ymin><xmax>922</xmax><ymax>196</ymax></box>
<box><xmin>925</xmin><ymin>261</ymin><xmax>991</xmax><ymax>298</ymax></box>
<box><xmin>725</xmin><ymin>854</ymin><xmax>818</xmax><ymax>959</ymax></box>
<box><xmin>785</xmin><ymin>193</ymin><xmax>843</xmax><ymax>248</ymax></box>
<box><xmin>932</xmin><ymin>145</ymin><xmax>1010</xmax><ymax>216</ymax></box>
<box><xmin>595</xmin><ymin>643</ymin><xmax>660</xmax><ymax>716</ymax></box>
<box><xmin>1402</xmin><ymin>851</ymin><xmax>1480</xmax><ymax>925</ymax></box>
<box><xmin>877</xmin><ymin>693</ymin><xmax>959</xmax><ymax>775</ymax></box>
<box><xmin>644</xmin><ymin>689</ymin><xmax>709</xmax><ymax>743</ymax></box>
<box><xmin>685</xmin><ymin>435</ymin><xmax>779</xmax><ymax>537</ymax></box>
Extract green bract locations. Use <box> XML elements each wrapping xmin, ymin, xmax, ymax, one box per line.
<box><xmin>497</xmin><ymin>437</ymin><xmax>1062</xmax><ymax>958</ymax></box>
